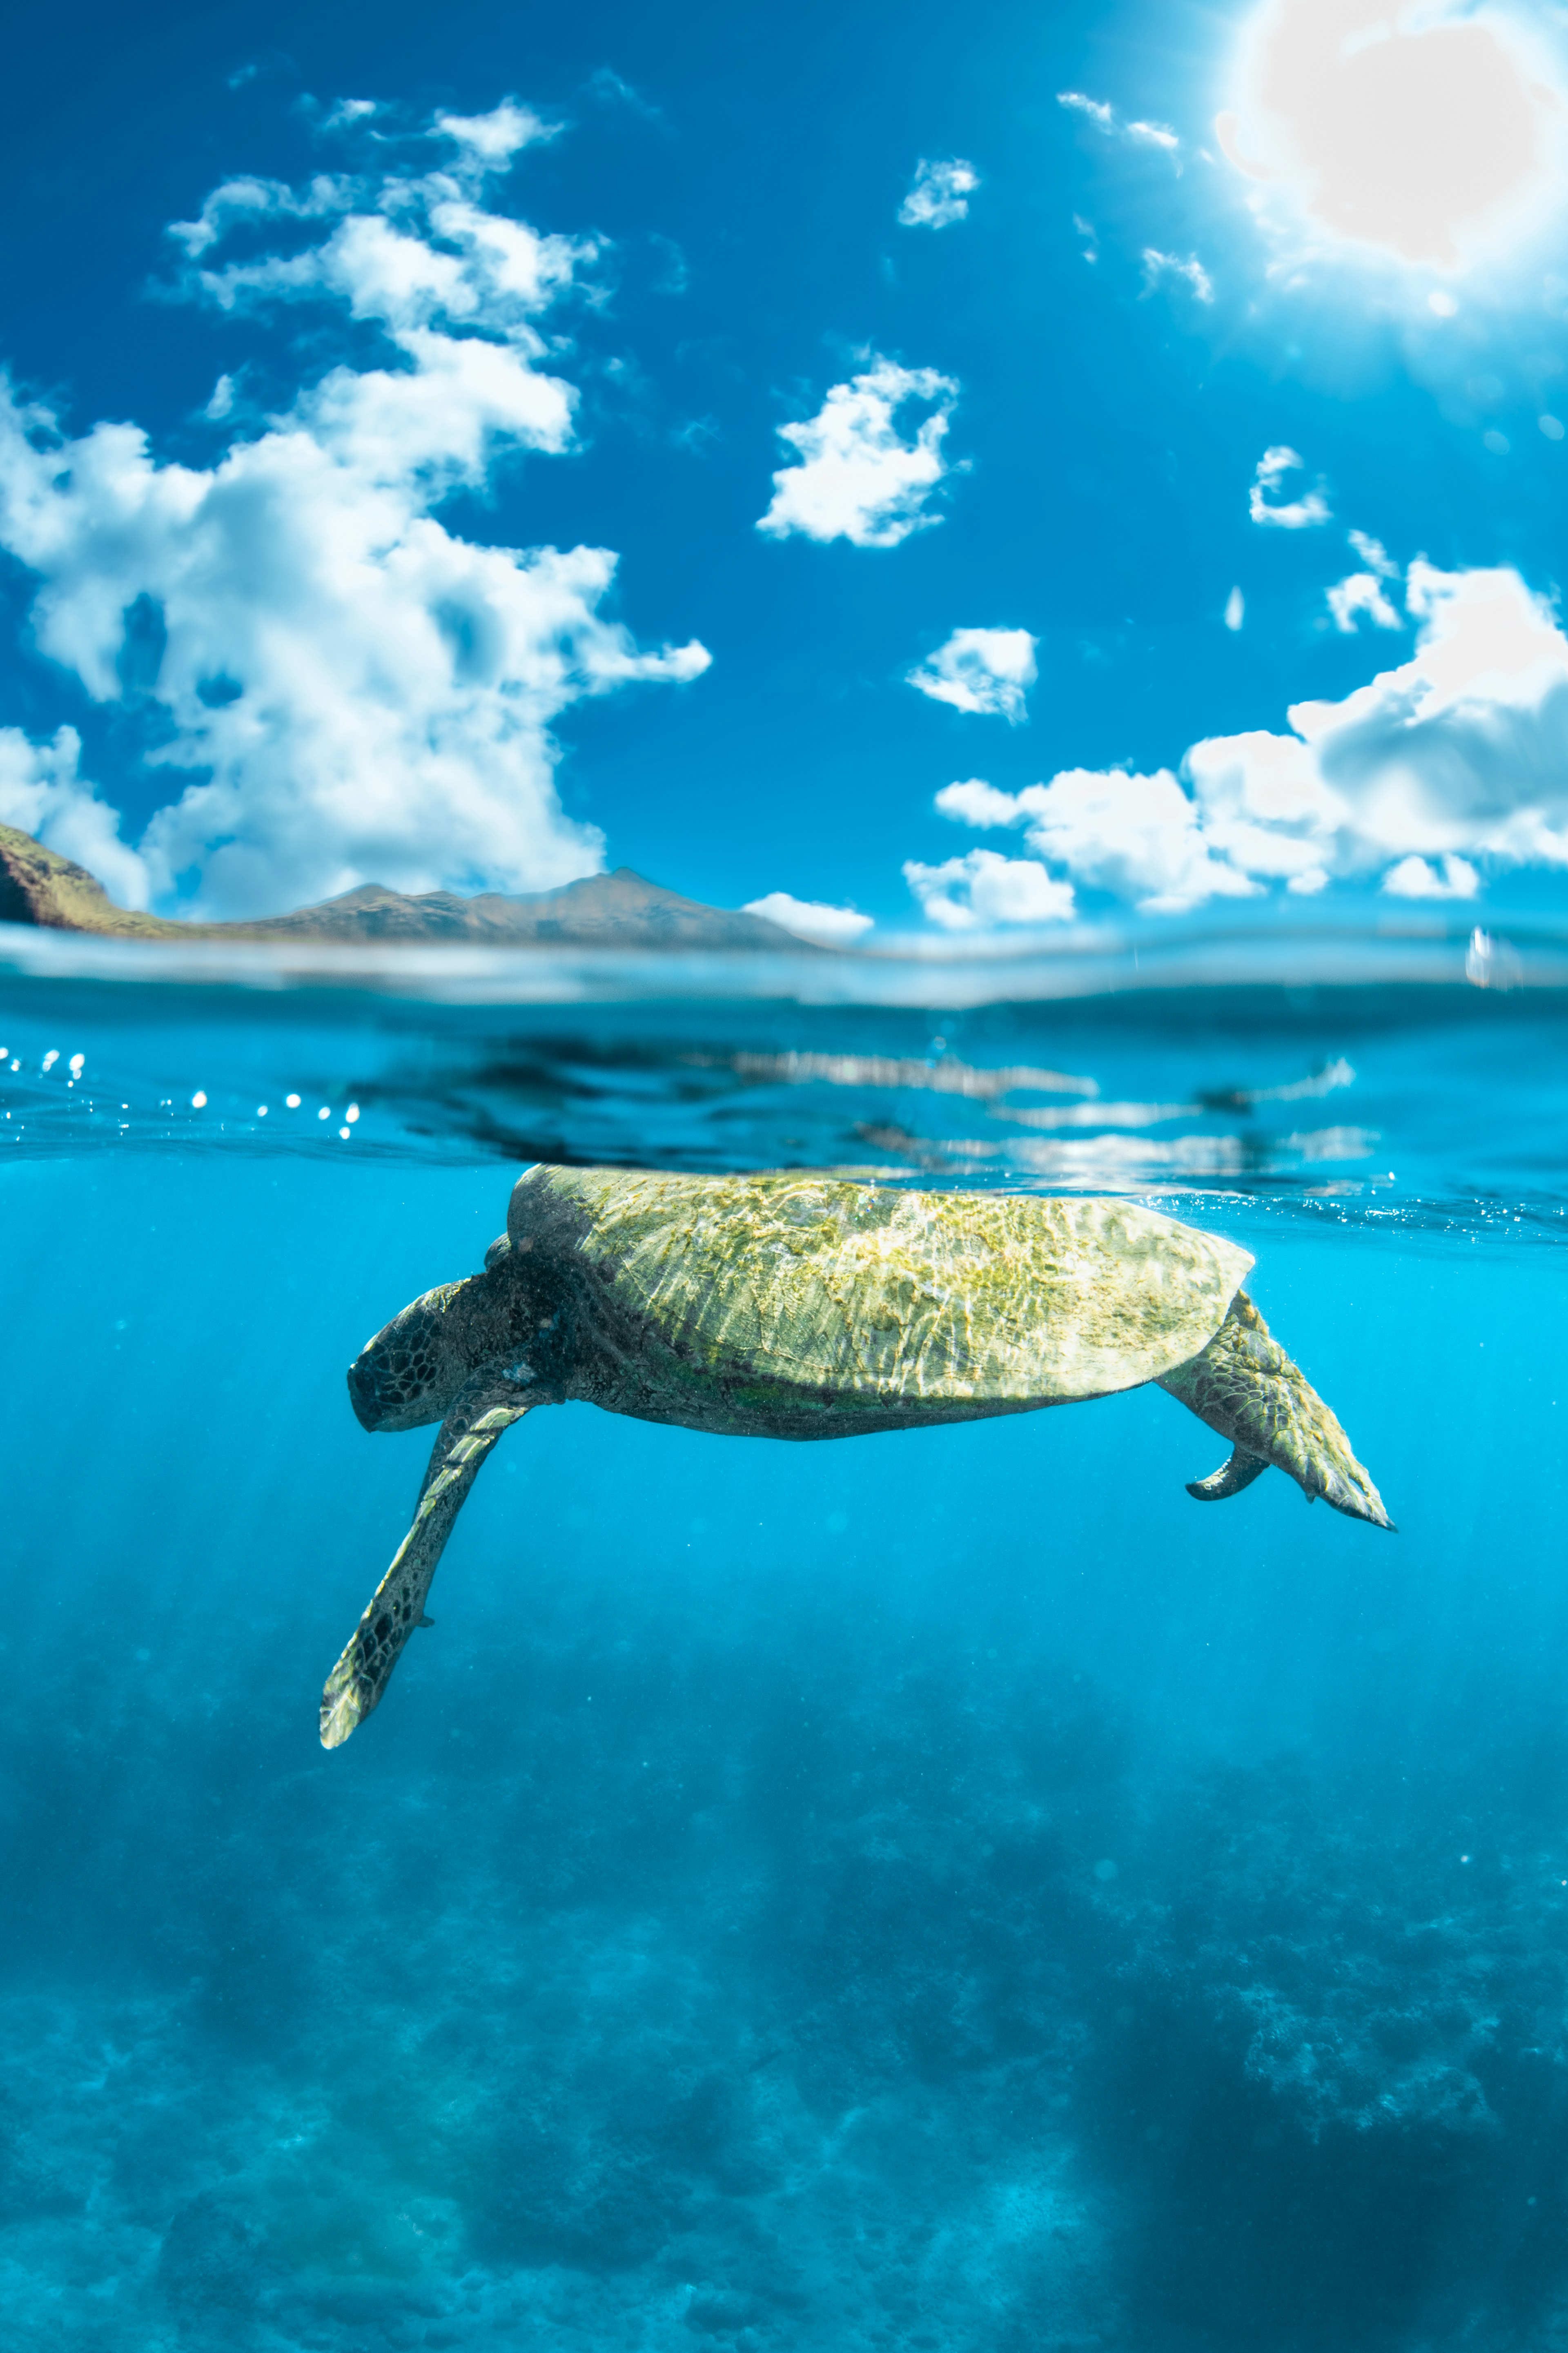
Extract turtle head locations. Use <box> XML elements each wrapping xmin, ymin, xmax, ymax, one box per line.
<box><xmin>347</xmin><ymin>1277</ymin><xmax>486</xmax><ymax>1433</ymax></box>
<box><xmin>348</xmin><ymin>1238</ymin><xmax>559</xmax><ymax>1432</ymax></box>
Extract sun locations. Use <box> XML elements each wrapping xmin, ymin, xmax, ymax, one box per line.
<box><xmin>1218</xmin><ymin>0</ymin><xmax>1567</xmax><ymax>277</ymax></box>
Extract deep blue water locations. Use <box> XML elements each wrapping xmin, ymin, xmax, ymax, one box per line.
<box><xmin>5</xmin><ymin>947</ymin><xmax>1568</xmax><ymax>2352</ymax></box>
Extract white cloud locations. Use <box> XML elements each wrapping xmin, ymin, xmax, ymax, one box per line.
<box><xmin>756</xmin><ymin>358</ymin><xmax>959</xmax><ymax>549</ymax></box>
<box><xmin>1224</xmin><ymin>586</ymin><xmax>1245</xmax><ymax>631</ymax></box>
<box><xmin>1329</xmin><ymin>531</ymin><xmax>1403</xmax><ymax>630</ymax></box>
<box><xmin>898</xmin><ymin>158</ymin><xmax>980</xmax><ymax>230</ymax></box>
<box><xmin>180</xmin><ymin>192</ymin><xmax>591</xmax><ymax>333</ymax></box>
<box><xmin>1349</xmin><ymin>529</ymin><xmax>1397</xmax><ymax>577</ymax></box>
<box><xmin>931</xmin><ymin>778</ymin><xmax>1022</xmax><ymax>830</ymax></box>
<box><xmin>935</xmin><ymin>771</ymin><xmax>1260</xmax><ymax>913</ymax></box>
<box><xmin>1059</xmin><ymin>91</ymin><xmax>1114</xmax><ymax>130</ymax></box>
<box><xmin>742</xmin><ymin>891</ymin><xmax>874</xmax><ymax>946</ymax></box>
<box><xmin>0</xmin><ymin>724</ymin><xmax>149</xmax><ymax>907</ymax></box>
<box><xmin>1249</xmin><ymin>444</ymin><xmax>1331</xmax><ymax>528</ymax></box>
<box><xmin>1218</xmin><ymin>0</ymin><xmax>1567</xmax><ymax>273</ymax></box>
<box><xmin>903</xmin><ymin>849</ymin><xmax>1077</xmax><ymax>930</ymax></box>
<box><xmin>1058</xmin><ymin>92</ymin><xmax>1180</xmax><ymax>158</ymax></box>
<box><xmin>0</xmin><ymin>111</ymin><xmax>709</xmax><ymax>919</ymax></box>
<box><xmin>1327</xmin><ymin>570</ymin><xmax>1403</xmax><ymax>633</ymax></box>
<box><xmin>1382</xmin><ymin>853</ymin><xmax>1478</xmax><ymax>899</ymax></box>
<box><xmin>1180</xmin><ymin>732</ymin><xmax>1338</xmax><ymax>896</ymax></box>
<box><xmin>923</xmin><ymin>559</ymin><xmax>1568</xmax><ymax>917</ymax></box>
<box><xmin>586</xmin><ymin>69</ymin><xmax>661</xmax><ymax>119</ymax></box>
<box><xmin>1142</xmin><ymin>248</ymin><xmax>1214</xmax><ymax>303</ymax></box>
<box><xmin>433</xmin><ymin>100</ymin><xmax>558</xmax><ymax>164</ymax></box>
<box><xmin>907</xmin><ymin>627</ymin><xmax>1037</xmax><ymax>723</ymax></box>
<box><xmin>169</xmin><ymin>174</ymin><xmax>354</xmax><ymax>260</ymax></box>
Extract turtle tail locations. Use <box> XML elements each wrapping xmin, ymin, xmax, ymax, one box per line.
<box><xmin>1158</xmin><ymin>1291</ymin><xmax>1393</xmax><ymax>1529</ymax></box>
<box><xmin>320</xmin><ymin>1386</ymin><xmax>534</xmax><ymax>1749</ymax></box>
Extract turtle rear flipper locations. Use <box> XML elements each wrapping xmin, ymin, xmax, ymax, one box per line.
<box><xmin>320</xmin><ymin>1385</ymin><xmax>534</xmax><ymax>1749</ymax></box>
<box><xmin>1159</xmin><ymin>1291</ymin><xmax>1393</xmax><ymax>1529</ymax></box>
<box><xmin>1185</xmin><ymin>1444</ymin><xmax>1270</xmax><ymax>1504</ymax></box>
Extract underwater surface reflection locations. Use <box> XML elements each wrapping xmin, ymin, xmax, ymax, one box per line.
<box><xmin>3</xmin><ymin>962</ymin><xmax>1568</xmax><ymax>2351</ymax></box>
<box><xmin>4</xmin><ymin>965</ymin><xmax>1568</xmax><ymax>1231</ymax></box>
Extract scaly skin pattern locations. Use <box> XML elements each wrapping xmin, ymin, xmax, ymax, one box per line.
<box><xmin>320</xmin><ymin>1391</ymin><xmax>531</xmax><ymax>1747</ymax></box>
<box><xmin>1157</xmin><ymin>1292</ymin><xmax>1392</xmax><ymax>1527</ymax></box>
<box><xmin>512</xmin><ymin>1166</ymin><xmax>1256</xmax><ymax>1437</ymax></box>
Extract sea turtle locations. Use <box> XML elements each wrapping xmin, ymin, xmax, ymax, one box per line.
<box><xmin>321</xmin><ymin>1164</ymin><xmax>1391</xmax><ymax>1747</ymax></box>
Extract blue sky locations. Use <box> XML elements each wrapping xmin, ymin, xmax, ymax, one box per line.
<box><xmin>0</xmin><ymin>0</ymin><xmax>1566</xmax><ymax>938</ymax></box>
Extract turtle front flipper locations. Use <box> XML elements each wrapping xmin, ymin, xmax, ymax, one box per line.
<box><xmin>1158</xmin><ymin>1291</ymin><xmax>1393</xmax><ymax>1529</ymax></box>
<box><xmin>320</xmin><ymin>1386</ymin><xmax>534</xmax><ymax>1749</ymax></box>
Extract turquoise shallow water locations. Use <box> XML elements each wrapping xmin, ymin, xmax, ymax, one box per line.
<box><xmin>4</xmin><ymin>940</ymin><xmax>1568</xmax><ymax>2352</ymax></box>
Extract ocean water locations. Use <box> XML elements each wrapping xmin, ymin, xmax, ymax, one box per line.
<box><xmin>4</xmin><ymin>929</ymin><xmax>1568</xmax><ymax>2353</ymax></box>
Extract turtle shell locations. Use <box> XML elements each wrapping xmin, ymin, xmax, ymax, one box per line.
<box><xmin>508</xmin><ymin>1167</ymin><xmax>1252</xmax><ymax>1408</ymax></box>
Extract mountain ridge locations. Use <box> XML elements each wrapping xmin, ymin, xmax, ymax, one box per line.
<box><xmin>0</xmin><ymin>827</ymin><xmax>826</xmax><ymax>952</ymax></box>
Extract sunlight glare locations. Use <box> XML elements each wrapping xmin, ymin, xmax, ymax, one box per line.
<box><xmin>1219</xmin><ymin>1</ymin><xmax>1566</xmax><ymax>273</ymax></box>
